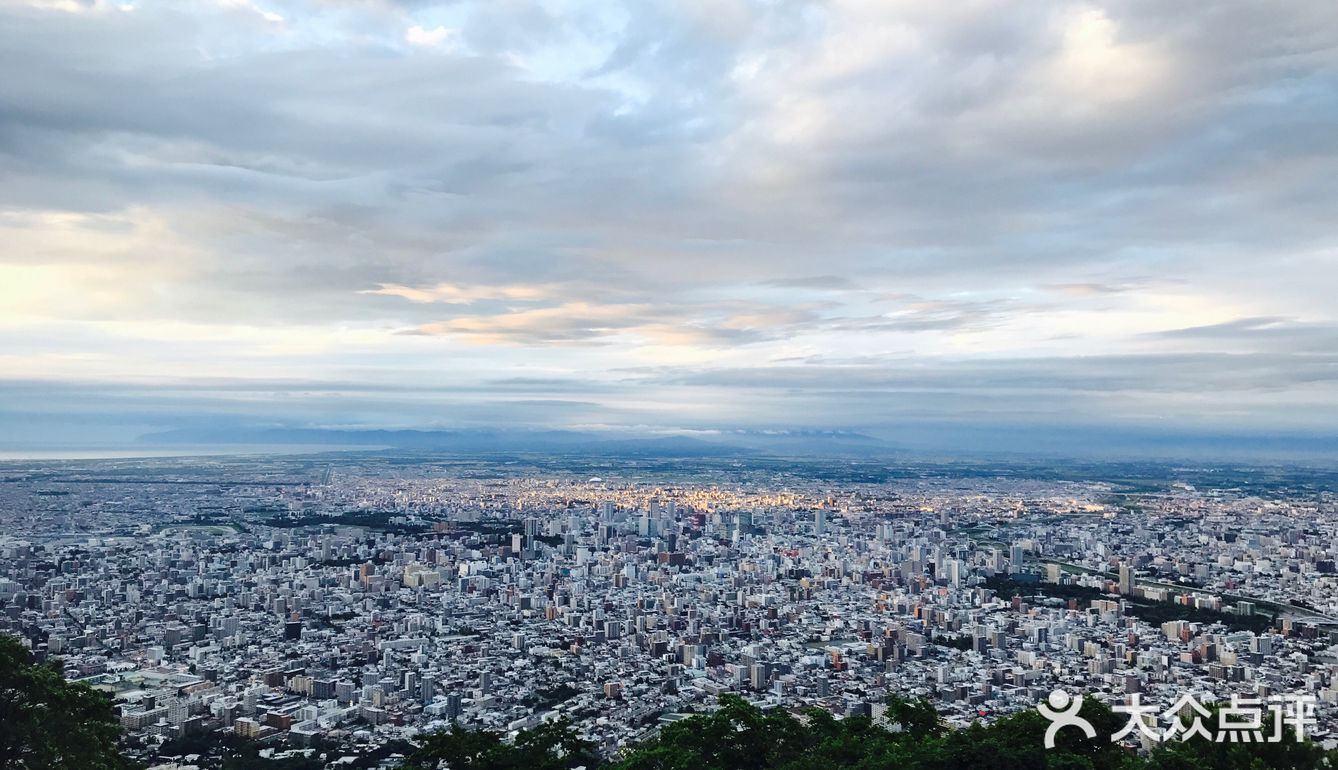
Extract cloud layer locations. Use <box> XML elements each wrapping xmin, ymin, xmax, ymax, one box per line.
<box><xmin>2</xmin><ymin>0</ymin><xmax>1337</xmax><ymax>451</ymax></box>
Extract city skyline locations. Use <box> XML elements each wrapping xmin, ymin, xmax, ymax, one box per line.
<box><xmin>3</xmin><ymin>0</ymin><xmax>1337</xmax><ymax>454</ymax></box>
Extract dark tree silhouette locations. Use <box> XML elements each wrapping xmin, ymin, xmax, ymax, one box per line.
<box><xmin>0</xmin><ymin>633</ymin><xmax>134</xmax><ymax>770</ymax></box>
<box><xmin>403</xmin><ymin>717</ymin><xmax>599</xmax><ymax>770</ymax></box>
<box><xmin>609</xmin><ymin>693</ymin><xmax>1335</xmax><ymax>770</ymax></box>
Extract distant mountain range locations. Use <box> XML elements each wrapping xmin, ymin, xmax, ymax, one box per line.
<box><xmin>136</xmin><ymin>427</ymin><xmax>891</xmax><ymax>457</ymax></box>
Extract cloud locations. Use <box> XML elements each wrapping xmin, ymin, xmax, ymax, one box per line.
<box><xmin>410</xmin><ymin>302</ymin><xmax>650</xmax><ymax>344</ymax></box>
<box><xmin>758</xmin><ymin>275</ymin><xmax>854</xmax><ymax>290</ymax></box>
<box><xmin>217</xmin><ymin>0</ymin><xmax>284</xmax><ymax>24</ymax></box>
<box><xmin>1150</xmin><ymin>316</ymin><xmax>1338</xmax><ymax>356</ymax></box>
<box><xmin>405</xmin><ymin>300</ymin><xmax>817</xmax><ymax>346</ymax></box>
<box><xmin>1042</xmin><ymin>282</ymin><xmax>1135</xmax><ymax>297</ymax></box>
<box><xmin>361</xmin><ymin>281</ymin><xmax>549</xmax><ymax>304</ymax></box>
<box><xmin>1157</xmin><ymin>316</ymin><xmax>1293</xmax><ymax>337</ymax></box>
<box><xmin>824</xmin><ymin>296</ymin><xmax>1045</xmax><ymax>334</ymax></box>
<box><xmin>658</xmin><ymin>351</ymin><xmax>1338</xmax><ymax>396</ymax></box>
<box><xmin>1</xmin><ymin>0</ymin><xmax>1337</xmax><ymax>448</ymax></box>
<box><xmin>405</xmin><ymin>23</ymin><xmax>452</xmax><ymax>47</ymax></box>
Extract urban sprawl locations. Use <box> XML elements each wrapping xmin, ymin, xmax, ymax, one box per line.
<box><xmin>3</xmin><ymin>454</ymin><xmax>1338</xmax><ymax>766</ymax></box>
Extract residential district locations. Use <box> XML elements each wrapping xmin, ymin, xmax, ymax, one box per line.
<box><xmin>3</xmin><ymin>453</ymin><xmax>1338</xmax><ymax>767</ymax></box>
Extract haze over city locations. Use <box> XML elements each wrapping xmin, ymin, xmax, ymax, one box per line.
<box><xmin>2</xmin><ymin>0</ymin><xmax>1337</xmax><ymax>456</ymax></box>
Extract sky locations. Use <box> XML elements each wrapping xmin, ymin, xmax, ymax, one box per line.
<box><xmin>1</xmin><ymin>0</ymin><xmax>1337</xmax><ymax>453</ymax></box>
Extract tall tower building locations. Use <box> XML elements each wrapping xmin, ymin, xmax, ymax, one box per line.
<box><xmin>1118</xmin><ymin>563</ymin><xmax>1135</xmax><ymax>596</ymax></box>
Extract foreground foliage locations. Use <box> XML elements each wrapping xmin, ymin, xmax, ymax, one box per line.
<box><xmin>402</xmin><ymin>718</ymin><xmax>601</xmax><ymax>770</ymax></box>
<box><xmin>0</xmin><ymin>634</ymin><xmax>134</xmax><ymax>770</ymax></box>
<box><xmin>406</xmin><ymin>694</ymin><xmax>1335</xmax><ymax>770</ymax></box>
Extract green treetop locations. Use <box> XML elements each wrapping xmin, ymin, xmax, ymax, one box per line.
<box><xmin>0</xmin><ymin>633</ymin><xmax>135</xmax><ymax>770</ymax></box>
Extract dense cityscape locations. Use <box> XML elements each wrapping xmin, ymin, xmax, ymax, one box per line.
<box><xmin>4</xmin><ymin>451</ymin><xmax>1338</xmax><ymax>768</ymax></box>
<box><xmin>4</xmin><ymin>0</ymin><xmax>1336</xmax><ymax>767</ymax></box>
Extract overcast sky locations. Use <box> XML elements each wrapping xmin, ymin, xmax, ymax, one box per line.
<box><xmin>2</xmin><ymin>0</ymin><xmax>1336</xmax><ymax>451</ymax></box>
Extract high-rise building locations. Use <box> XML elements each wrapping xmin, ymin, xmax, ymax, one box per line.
<box><xmin>1010</xmin><ymin>544</ymin><xmax>1025</xmax><ymax>574</ymax></box>
<box><xmin>1119</xmin><ymin>563</ymin><xmax>1136</xmax><ymax>596</ymax></box>
<box><xmin>750</xmin><ymin>662</ymin><xmax>771</xmax><ymax>691</ymax></box>
<box><xmin>947</xmin><ymin>558</ymin><xmax>963</xmax><ymax>586</ymax></box>
<box><xmin>419</xmin><ymin>677</ymin><xmax>435</xmax><ymax>704</ymax></box>
<box><xmin>446</xmin><ymin>692</ymin><xmax>462</xmax><ymax>721</ymax></box>
<box><xmin>737</xmin><ymin>511</ymin><xmax>754</xmax><ymax>537</ymax></box>
<box><xmin>335</xmin><ymin>681</ymin><xmax>355</xmax><ymax>704</ymax></box>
